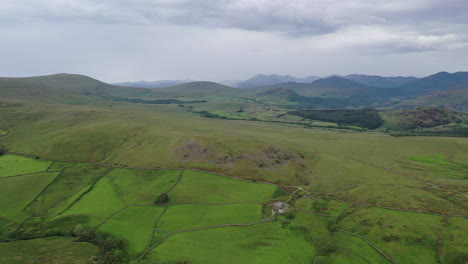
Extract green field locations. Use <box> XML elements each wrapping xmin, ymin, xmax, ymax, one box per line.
<box><xmin>0</xmin><ymin>172</ymin><xmax>58</xmax><ymax>222</ymax></box>
<box><xmin>0</xmin><ymin>74</ymin><xmax>467</xmax><ymax>263</ymax></box>
<box><xmin>99</xmin><ymin>206</ymin><xmax>166</xmax><ymax>256</ymax></box>
<box><xmin>405</xmin><ymin>154</ymin><xmax>468</xmax><ymax>180</ymax></box>
<box><xmin>26</xmin><ymin>164</ymin><xmax>108</xmax><ymax>216</ymax></box>
<box><xmin>295</xmin><ymin>197</ymin><xmax>349</xmax><ymax>216</ymax></box>
<box><xmin>0</xmin><ymin>237</ymin><xmax>97</xmax><ymax>264</ymax></box>
<box><xmin>334</xmin><ymin>184</ymin><xmax>466</xmax><ymax>215</ymax></box>
<box><xmin>106</xmin><ymin>168</ymin><xmax>181</xmax><ymax>204</ymax></box>
<box><xmin>169</xmin><ymin>170</ymin><xmax>284</xmax><ymax>203</ymax></box>
<box><xmin>0</xmin><ymin>154</ymin><xmax>52</xmax><ymax>177</ymax></box>
<box><xmin>156</xmin><ymin>203</ymin><xmax>262</xmax><ymax>232</ymax></box>
<box><xmin>337</xmin><ymin>207</ymin><xmax>462</xmax><ymax>264</ymax></box>
<box><xmin>295</xmin><ymin>212</ymin><xmax>392</xmax><ymax>264</ymax></box>
<box><xmin>58</xmin><ymin>177</ymin><xmax>124</xmax><ymax>226</ymax></box>
<box><xmin>149</xmin><ymin>222</ymin><xmax>317</xmax><ymax>264</ymax></box>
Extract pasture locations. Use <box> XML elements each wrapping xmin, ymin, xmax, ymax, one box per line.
<box><xmin>156</xmin><ymin>203</ymin><xmax>262</xmax><ymax>232</ymax></box>
<box><xmin>0</xmin><ymin>154</ymin><xmax>52</xmax><ymax>177</ymax></box>
<box><xmin>26</xmin><ymin>164</ymin><xmax>107</xmax><ymax>216</ymax></box>
<box><xmin>150</xmin><ymin>222</ymin><xmax>317</xmax><ymax>264</ymax></box>
<box><xmin>336</xmin><ymin>206</ymin><xmax>463</xmax><ymax>264</ymax></box>
<box><xmin>0</xmin><ymin>172</ymin><xmax>57</xmax><ymax>222</ymax></box>
<box><xmin>99</xmin><ymin>206</ymin><xmax>166</xmax><ymax>256</ymax></box>
<box><xmin>169</xmin><ymin>170</ymin><xmax>285</xmax><ymax>203</ymax></box>
<box><xmin>58</xmin><ymin>177</ymin><xmax>124</xmax><ymax>226</ymax></box>
<box><xmin>0</xmin><ymin>237</ymin><xmax>97</xmax><ymax>264</ymax></box>
<box><xmin>105</xmin><ymin>168</ymin><xmax>182</xmax><ymax>204</ymax></box>
<box><xmin>0</xmin><ymin>98</ymin><xmax>466</xmax><ymax>263</ymax></box>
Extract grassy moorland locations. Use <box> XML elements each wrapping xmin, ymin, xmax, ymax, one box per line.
<box><xmin>0</xmin><ymin>75</ymin><xmax>466</xmax><ymax>263</ymax></box>
<box><xmin>0</xmin><ymin>237</ymin><xmax>98</xmax><ymax>264</ymax></box>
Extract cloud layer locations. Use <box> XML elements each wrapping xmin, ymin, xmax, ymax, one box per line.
<box><xmin>0</xmin><ymin>0</ymin><xmax>467</xmax><ymax>81</ymax></box>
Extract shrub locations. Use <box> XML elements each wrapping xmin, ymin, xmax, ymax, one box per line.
<box><xmin>284</xmin><ymin>211</ymin><xmax>296</xmax><ymax>220</ymax></box>
<box><xmin>155</xmin><ymin>193</ymin><xmax>169</xmax><ymax>204</ymax></box>
<box><xmin>289</xmin><ymin>109</ymin><xmax>383</xmax><ymax>129</ymax></box>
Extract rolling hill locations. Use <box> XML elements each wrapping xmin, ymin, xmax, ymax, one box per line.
<box><xmin>0</xmin><ymin>72</ymin><xmax>467</xmax><ymax>264</ymax></box>
<box><xmin>343</xmin><ymin>74</ymin><xmax>418</xmax><ymax>88</ymax></box>
<box><xmin>158</xmin><ymin>81</ymin><xmax>242</xmax><ymax>97</ymax></box>
<box><xmin>398</xmin><ymin>86</ymin><xmax>468</xmax><ymax>113</ymax></box>
<box><xmin>235</xmin><ymin>74</ymin><xmax>320</xmax><ymax>88</ymax></box>
<box><xmin>259</xmin><ymin>76</ymin><xmax>379</xmax><ymax>98</ymax></box>
<box><xmin>113</xmin><ymin>80</ymin><xmax>194</xmax><ymax>88</ymax></box>
<box><xmin>0</xmin><ymin>74</ymin><xmax>159</xmax><ymax>104</ymax></box>
<box><xmin>398</xmin><ymin>71</ymin><xmax>468</xmax><ymax>95</ymax></box>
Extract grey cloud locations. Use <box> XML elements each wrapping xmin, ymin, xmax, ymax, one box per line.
<box><xmin>0</xmin><ymin>0</ymin><xmax>467</xmax><ymax>82</ymax></box>
<box><xmin>1</xmin><ymin>0</ymin><xmax>467</xmax><ymax>35</ymax></box>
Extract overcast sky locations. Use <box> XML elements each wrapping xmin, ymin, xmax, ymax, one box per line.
<box><xmin>1</xmin><ymin>0</ymin><xmax>467</xmax><ymax>82</ymax></box>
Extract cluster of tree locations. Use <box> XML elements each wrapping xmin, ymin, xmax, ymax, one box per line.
<box><xmin>196</xmin><ymin>111</ymin><xmax>230</xmax><ymax>119</ymax></box>
<box><xmin>137</xmin><ymin>260</ymin><xmax>191</xmax><ymax>264</ymax></box>
<box><xmin>390</xmin><ymin>107</ymin><xmax>464</xmax><ymax>130</ymax></box>
<box><xmin>155</xmin><ymin>193</ymin><xmax>169</xmax><ymax>204</ymax></box>
<box><xmin>4</xmin><ymin>224</ymin><xmax>128</xmax><ymax>264</ymax></box>
<box><xmin>74</xmin><ymin>225</ymin><xmax>128</xmax><ymax>264</ymax></box>
<box><xmin>289</xmin><ymin>108</ymin><xmax>384</xmax><ymax>129</ymax></box>
<box><xmin>389</xmin><ymin>127</ymin><xmax>468</xmax><ymax>137</ymax></box>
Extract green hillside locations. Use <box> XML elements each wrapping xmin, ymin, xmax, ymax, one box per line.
<box><xmin>379</xmin><ymin>107</ymin><xmax>468</xmax><ymax>136</ymax></box>
<box><xmin>158</xmin><ymin>81</ymin><xmax>243</xmax><ymax>97</ymax></box>
<box><xmin>0</xmin><ymin>74</ymin><xmax>164</xmax><ymax>104</ymax></box>
<box><xmin>343</xmin><ymin>74</ymin><xmax>417</xmax><ymax>88</ymax></box>
<box><xmin>399</xmin><ymin>86</ymin><xmax>468</xmax><ymax>113</ymax></box>
<box><xmin>398</xmin><ymin>71</ymin><xmax>468</xmax><ymax>95</ymax></box>
<box><xmin>0</xmin><ymin>74</ymin><xmax>467</xmax><ymax>264</ymax></box>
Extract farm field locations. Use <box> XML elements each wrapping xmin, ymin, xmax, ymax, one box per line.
<box><xmin>0</xmin><ymin>154</ymin><xmax>52</xmax><ymax>177</ymax></box>
<box><xmin>58</xmin><ymin>177</ymin><xmax>125</xmax><ymax>226</ymax></box>
<box><xmin>0</xmin><ymin>171</ymin><xmax>58</xmax><ymax>222</ymax></box>
<box><xmin>156</xmin><ymin>203</ymin><xmax>263</xmax><ymax>232</ymax></box>
<box><xmin>169</xmin><ymin>170</ymin><xmax>285</xmax><ymax>203</ymax></box>
<box><xmin>0</xmin><ymin>152</ymin><xmax>466</xmax><ymax>263</ymax></box>
<box><xmin>148</xmin><ymin>222</ymin><xmax>317</xmax><ymax>264</ymax></box>
<box><xmin>0</xmin><ymin>96</ymin><xmax>466</xmax><ymax>263</ymax></box>
<box><xmin>0</xmin><ymin>155</ymin><xmax>293</xmax><ymax>263</ymax></box>
<box><xmin>99</xmin><ymin>206</ymin><xmax>166</xmax><ymax>256</ymax></box>
<box><xmin>1</xmin><ymin>0</ymin><xmax>468</xmax><ymax>260</ymax></box>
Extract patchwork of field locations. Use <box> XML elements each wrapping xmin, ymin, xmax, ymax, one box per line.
<box><xmin>0</xmin><ymin>153</ymin><xmax>466</xmax><ymax>263</ymax></box>
<box><xmin>0</xmin><ymin>155</ymin><xmax>298</xmax><ymax>263</ymax></box>
<box><xmin>0</xmin><ymin>99</ymin><xmax>467</xmax><ymax>263</ymax></box>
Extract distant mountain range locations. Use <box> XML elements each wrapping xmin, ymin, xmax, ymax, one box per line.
<box><xmin>396</xmin><ymin>71</ymin><xmax>468</xmax><ymax>95</ymax></box>
<box><xmin>113</xmin><ymin>80</ymin><xmax>194</xmax><ymax>88</ymax></box>
<box><xmin>234</xmin><ymin>74</ymin><xmax>320</xmax><ymax>88</ymax></box>
<box><xmin>342</xmin><ymin>74</ymin><xmax>418</xmax><ymax>88</ymax></box>
<box><xmin>2</xmin><ymin>71</ymin><xmax>467</xmax><ymax>112</ymax></box>
<box><xmin>250</xmin><ymin>72</ymin><xmax>468</xmax><ymax>110</ymax></box>
<box><xmin>115</xmin><ymin>74</ymin><xmax>321</xmax><ymax>89</ymax></box>
<box><xmin>115</xmin><ymin>73</ymin><xmax>418</xmax><ymax>89</ymax></box>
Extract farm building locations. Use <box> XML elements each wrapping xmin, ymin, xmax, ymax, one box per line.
<box><xmin>272</xmin><ymin>201</ymin><xmax>288</xmax><ymax>214</ymax></box>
